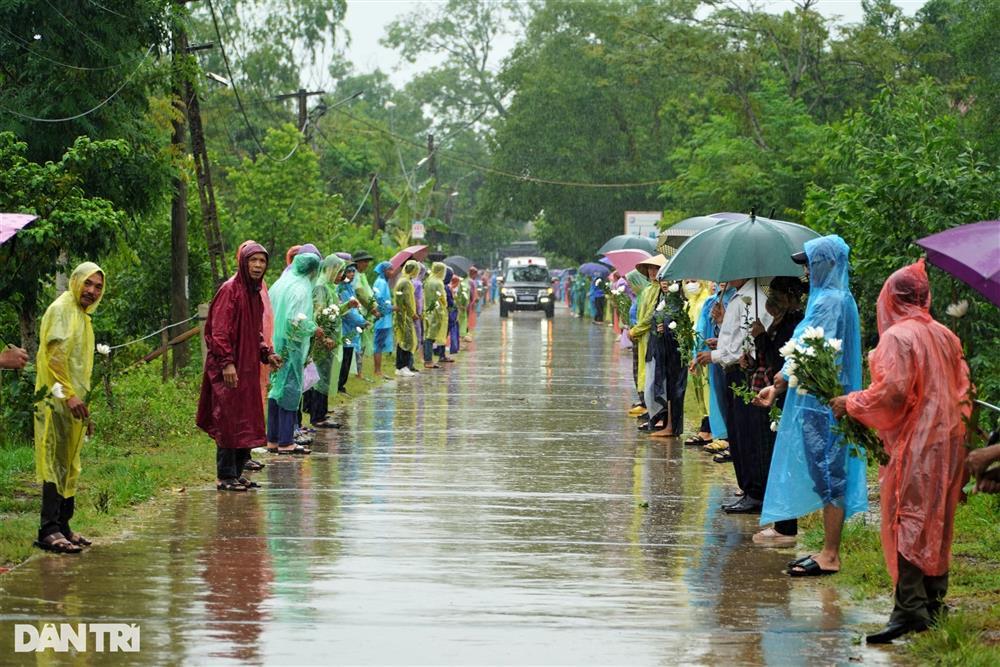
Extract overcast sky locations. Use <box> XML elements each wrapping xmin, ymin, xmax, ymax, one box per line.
<box><xmin>338</xmin><ymin>0</ymin><xmax>930</xmax><ymax>87</ymax></box>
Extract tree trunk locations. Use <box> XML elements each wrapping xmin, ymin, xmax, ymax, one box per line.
<box><xmin>18</xmin><ymin>305</ymin><xmax>38</xmax><ymax>361</ymax></box>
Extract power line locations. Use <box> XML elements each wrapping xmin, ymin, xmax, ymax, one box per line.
<box><xmin>0</xmin><ymin>25</ymin><xmax>150</xmax><ymax>72</ymax></box>
<box><xmin>330</xmin><ymin>106</ymin><xmax>670</xmax><ymax>189</ymax></box>
<box><xmin>205</xmin><ymin>0</ymin><xmax>300</xmax><ymax>163</ymax></box>
<box><xmin>348</xmin><ymin>174</ymin><xmax>378</xmax><ymax>224</ymax></box>
<box><xmin>0</xmin><ymin>44</ymin><xmax>155</xmax><ymax>123</ymax></box>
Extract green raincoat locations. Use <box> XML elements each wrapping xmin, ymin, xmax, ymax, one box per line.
<box><xmin>35</xmin><ymin>262</ymin><xmax>104</xmax><ymax>497</ymax></box>
<box><xmin>312</xmin><ymin>254</ymin><xmax>346</xmax><ymax>398</ymax></box>
<box><xmin>423</xmin><ymin>262</ymin><xmax>449</xmax><ymax>345</ymax></box>
<box><xmin>268</xmin><ymin>253</ymin><xmax>320</xmax><ymax>410</ymax></box>
<box><xmin>630</xmin><ymin>282</ymin><xmax>661</xmax><ymax>391</ymax></box>
<box><xmin>393</xmin><ymin>260</ymin><xmax>420</xmax><ymax>353</ymax></box>
<box><xmin>354</xmin><ymin>269</ymin><xmax>375</xmax><ymax>357</ymax></box>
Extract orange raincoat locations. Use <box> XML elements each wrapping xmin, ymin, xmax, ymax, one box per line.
<box><xmin>846</xmin><ymin>260</ymin><xmax>970</xmax><ymax>582</ymax></box>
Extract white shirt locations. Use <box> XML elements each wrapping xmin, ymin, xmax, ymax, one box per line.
<box><xmin>711</xmin><ymin>280</ymin><xmax>774</xmax><ymax>367</ymax></box>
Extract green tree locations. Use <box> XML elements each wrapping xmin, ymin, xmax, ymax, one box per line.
<box><xmin>0</xmin><ymin>133</ymin><xmax>129</xmax><ymax>355</ymax></box>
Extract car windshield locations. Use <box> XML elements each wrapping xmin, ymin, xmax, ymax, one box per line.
<box><xmin>506</xmin><ymin>266</ymin><xmax>549</xmax><ymax>283</ymax></box>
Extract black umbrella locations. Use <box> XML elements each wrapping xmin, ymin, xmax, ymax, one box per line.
<box><xmin>444</xmin><ymin>255</ymin><xmax>473</xmax><ymax>277</ymax></box>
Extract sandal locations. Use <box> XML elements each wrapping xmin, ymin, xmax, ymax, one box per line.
<box><xmin>65</xmin><ymin>532</ymin><xmax>93</xmax><ymax>547</ymax></box>
<box><xmin>788</xmin><ymin>556</ymin><xmax>838</xmax><ymax>577</ymax></box>
<box><xmin>684</xmin><ymin>435</ymin><xmax>711</xmax><ymax>446</ymax></box>
<box><xmin>34</xmin><ymin>532</ymin><xmax>83</xmax><ymax>554</ymax></box>
<box><xmin>217</xmin><ymin>479</ymin><xmax>248</xmax><ymax>492</ymax></box>
<box><xmin>277</xmin><ymin>445</ymin><xmax>312</xmax><ymax>456</ymax></box>
<box><xmin>244</xmin><ymin>459</ymin><xmax>265</xmax><ymax>471</ymax></box>
<box><xmin>238</xmin><ymin>477</ymin><xmax>261</xmax><ymax>489</ymax></box>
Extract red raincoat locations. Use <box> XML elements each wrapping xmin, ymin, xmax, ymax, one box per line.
<box><xmin>197</xmin><ymin>242</ymin><xmax>274</xmax><ymax>449</ymax></box>
<box><xmin>846</xmin><ymin>260</ymin><xmax>970</xmax><ymax>581</ymax></box>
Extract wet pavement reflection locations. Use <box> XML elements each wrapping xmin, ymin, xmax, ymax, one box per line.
<box><xmin>0</xmin><ymin>306</ymin><xmax>893</xmax><ymax>665</ymax></box>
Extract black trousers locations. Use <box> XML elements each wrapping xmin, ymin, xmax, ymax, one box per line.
<box><xmin>39</xmin><ymin>482</ymin><xmax>74</xmax><ymax>541</ymax></box>
<box><xmin>395</xmin><ymin>346</ymin><xmax>412</xmax><ymax>370</ymax></box>
<box><xmin>594</xmin><ymin>296</ymin><xmax>606</xmax><ymax>322</ymax></box>
<box><xmin>303</xmin><ymin>388</ymin><xmax>328</xmax><ymax>425</ymax></box>
<box><xmin>891</xmin><ymin>554</ymin><xmax>948</xmax><ymax>625</ymax></box>
<box><xmin>217</xmin><ymin>447</ymin><xmax>252</xmax><ymax>481</ymax></box>
<box><xmin>338</xmin><ymin>347</ymin><xmax>355</xmax><ymax>392</ymax></box>
<box><xmin>723</xmin><ymin>367</ymin><xmax>769</xmax><ymax>500</ymax></box>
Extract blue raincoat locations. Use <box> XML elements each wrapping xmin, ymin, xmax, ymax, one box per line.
<box><xmin>696</xmin><ymin>287</ymin><xmax>727</xmax><ymax>439</ymax></box>
<box><xmin>761</xmin><ymin>235</ymin><xmax>867</xmax><ymax>525</ymax></box>
<box><xmin>372</xmin><ymin>261</ymin><xmax>394</xmax><ymax>331</ymax></box>
<box><xmin>338</xmin><ymin>279</ymin><xmax>368</xmax><ymax>349</ymax></box>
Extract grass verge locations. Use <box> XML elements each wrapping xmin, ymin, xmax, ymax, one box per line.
<box><xmin>0</xmin><ymin>352</ymin><xmax>398</xmax><ymax>571</ymax></box>
<box><xmin>798</xmin><ymin>469</ymin><xmax>1000</xmax><ymax>663</ymax></box>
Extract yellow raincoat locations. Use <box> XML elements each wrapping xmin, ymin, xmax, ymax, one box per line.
<box><xmin>423</xmin><ymin>262</ymin><xmax>449</xmax><ymax>346</ymax></box>
<box><xmin>630</xmin><ymin>283</ymin><xmax>660</xmax><ymax>391</ymax></box>
<box><xmin>34</xmin><ymin>262</ymin><xmax>104</xmax><ymax>497</ymax></box>
<box><xmin>685</xmin><ymin>280</ymin><xmax>714</xmax><ymax>418</ymax></box>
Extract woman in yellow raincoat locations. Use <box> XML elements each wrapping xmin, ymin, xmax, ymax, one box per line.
<box><xmin>393</xmin><ymin>260</ymin><xmax>420</xmax><ymax>375</ymax></box>
<box><xmin>34</xmin><ymin>262</ymin><xmax>105</xmax><ymax>553</ymax></box>
<box><xmin>627</xmin><ymin>255</ymin><xmax>667</xmax><ymax>423</ymax></box>
<box><xmin>421</xmin><ymin>262</ymin><xmax>449</xmax><ymax>368</ymax></box>
<box><xmin>683</xmin><ymin>280</ymin><xmax>714</xmax><ymax>444</ymax></box>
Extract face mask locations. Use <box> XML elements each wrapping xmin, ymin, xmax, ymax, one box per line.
<box><xmin>684</xmin><ymin>282</ymin><xmax>700</xmax><ymax>294</ymax></box>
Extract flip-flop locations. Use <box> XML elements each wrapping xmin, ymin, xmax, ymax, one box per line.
<box><xmin>34</xmin><ymin>533</ymin><xmax>82</xmax><ymax>554</ymax></box>
<box><xmin>788</xmin><ymin>557</ymin><xmax>838</xmax><ymax>577</ymax></box>
<box><xmin>787</xmin><ymin>554</ymin><xmax>812</xmax><ymax>568</ymax></box>
<box><xmin>65</xmin><ymin>532</ymin><xmax>93</xmax><ymax>547</ymax></box>
<box><xmin>244</xmin><ymin>459</ymin><xmax>265</xmax><ymax>471</ymax></box>
<box><xmin>238</xmin><ymin>477</ymin><xmax>261</xmax><ymax>489</ymax></box>
<box><xmin>216</xmin><ymin>479</ymin><xmax>248</xmax><ymax>492</ymax></box>
<box><xmin>684</xmin><ymin>436</ymin><xmax>711</xmax><ymax>446</ymax></box>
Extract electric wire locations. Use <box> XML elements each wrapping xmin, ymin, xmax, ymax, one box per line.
<box><xmin>0</xmin><ymin>25</ymin><xmax>150</xmax><ymax>71</ymax></box>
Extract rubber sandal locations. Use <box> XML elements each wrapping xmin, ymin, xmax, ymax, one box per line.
<box><xmin>278</xmin><ymin>445</ymin><xmax>312</xmax><ymax>456</ymax></box>
<box><xmin>238</xmin><ymin>477</ymin><xmax>261</xmax><ymax>489</ymax></box>
<box><xmin>34</xmin><ymin>533</ymin><xmax>83</xmax><ymax>554</ymax></box>
<box><xmin>684</xmin><ymin>436</ymin><xmax>710</xmax><ymax>446</ymax></box>
<box><xmin>217</xmin><ymin>479</ymin><xmax>248</xmax><ymax>492</ymax></box>
<box><xmin>788</xmin><ymin>557</ymin><xmax>838</xmax><ymax>577</ymax></box>
<box><xmin>244</xmin><ymin>459</ymin><xmax>265</xmax><ymax>471</ymax></box>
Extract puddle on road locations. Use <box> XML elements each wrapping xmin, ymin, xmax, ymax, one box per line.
<box><xmin>0</xmin><ymin>308</ymin><xmax>895</xmax><ymax>665</ymax></box>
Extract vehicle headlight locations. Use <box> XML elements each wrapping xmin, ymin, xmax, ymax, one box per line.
<box><xmin>502</xmin><ymin>288</ymin><xmax>516</xmax><ymax>296</ymax></box>
<box><xmin>538</xmin><ymin>288</ymin><xmax>549</xmax><ymax>296</ymax></box>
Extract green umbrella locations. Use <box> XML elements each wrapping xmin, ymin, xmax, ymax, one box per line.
<box><xmin>597</xmin><ymin>234</ymin><xmax>658</xmax><ymax>255</ymax></box>
<box><xmin>659</xmin><ymin>214</ymin><xmax>820</xmax><ymax>282</ymax></box>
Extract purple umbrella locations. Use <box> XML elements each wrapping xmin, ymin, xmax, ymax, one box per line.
<box><xmin>578</xmin><ymin>262</ymin><xmax>611</xmax><ymax>277</ymax></box>
<box><xmin>0</xmin><ymin>213</ymin><xmax>38</xmax><ymax>245</ymax></box>
<box><xmin>916</xmin><ymin>220</ymin><xmax>1000</xmax><ymax>307</ymax></box>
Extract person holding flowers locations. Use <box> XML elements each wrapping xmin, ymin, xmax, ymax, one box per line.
<box><xmin>696</xmin><ymin>276</ymin><xmax>772</xmax><ymax>513</ymax></box>
<box><xmin>371</xmin><ymin>261</ymin><xmax>395</xmax><ymax>379</ymax></box>
<box><xmin>33</xmin><ymin>262</ymin><xmax>105</xmax><ymax>552</ymax></box>
<box><xmin>448</xmin><ymin>270</ymin><xmax>462</xmax><ymax>355</ymax></box>
<box><xmin>644</xmin><ymin>279</ymin><xmax>688</xmax><ymax>437</ymax></box>
<box><xmin>682</xmin><ymin>280</ymin><xmax>714</xmax><ymax>446</ymax></box>
<box><xmin>423</xmin><ymin>262</ymin><xmax>449</xmax><ymax>368</ymax></box>
<box><xmin>304</xmin><ymin>254</ymin><xmax>350</xmax><ymax>428</ymax></box>
<box><xmin>628</xmin><ymin>255</ymin><xmax>667</xmax><ymax>424</ymax></box>
<box><xmin>754</xmin><ymin>235</ymin><xmax>866</xmax><ymax>575</ymax></box>
<box><xmin>829</xmin><ymin>260</ymin><xmax>970</xmax><ymax>643</ymax></box>
<box><xmin>337</xmin><ymin>263</ymin><xmax>370</xmax><ymax>393</ymax></box>
<box><xmin>393</xmin><ymin>260</ymin><xmax>421</xmax><ymax>377</ymax></box>
<box><xmin>267</xmin><ymin>252</ymin><xmax>321</xmax><ymax>455</ymax></box>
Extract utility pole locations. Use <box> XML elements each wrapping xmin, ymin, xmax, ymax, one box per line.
<box><xmin>273</xmin><ymin>88</ymin><xmax>324</xmax><ymax>132</ymax></box>
<box><xmin>186</xmin><ymin>75</ymin><xmax>228</xmax><ymax>287</ymax></box>
<box><xmin>169</xmin><ymin>7</ymin><xmax>190</xmax><ymax>372</ymax></box>
<box><xmin>370</xmin><ymin>172</ymin><xmax>381</xmax><ymax>238</ymax></box>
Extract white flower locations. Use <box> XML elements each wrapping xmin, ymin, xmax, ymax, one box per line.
<box><xmin>345</xmin><ymin>339</ymin><xmax>353</xmax><ymax>346</ymax></box>
<box><xmin>51</xmin><ymin>383</ymin><xmax>66</xmax><ymax>399</ymax></box>
<box><xmin>796</xmin><ymin>387</ymin><xmax>808</xmax><ymax>396</ymax></box>
<box><xmin>802</xmin><ymin>325</ymin><xmax>825</xmax><ymax>340</ymax></box>
<box><xmin>294</xmin><ymin>312</ymin><xmax>307</xmax><ymax>323</ymax></box>
<box><xmin>96</xmin><ymin>343</ymin><xmax>111</xmax><ymax>356</ymax></box>
<box><xmin>668</xmin><ymin>283</ymin><xmax>680</xmax><ymax>293</ymax></box>
<box><xmin>787</xmin><ymin>374</ymin><xmax>799</xmax><ymax>388</ymax></box>
<box><xmin>668</xmin><ymin>321</ymin><xmax>677</xmax><ymax>330</ymax></box>
<box><xmin>356</xmin><ymin>326</ymin><xmax>363</xmax><ymax>334</ymax></box>
<box><xmin>656</xmin><ymin>301</ymin><xmax>666</xmax><ymax>312</ymax></box>
<box><xmin>828</xmin><ymin>338</ymin><xmax>843</xmax><ymax>353</ymax></box>
<box><xmin>946</xmin><ymin>300</ymin><xmax>969</xmax><ymax>318</ymax></box>
<box><xmin>778</xmin><ymin>340</ymin><xmax>797</xmax><ymax>357</ymax></box>
<box><xmin>741</xmin><ymin>295</ymin><xmax>752</xmax><ymax>306</ymax></box>
<box><xmin>770</xmin><ymin>421</ymin><xmax>779</xmax><ymax>432</ymax></box>
<box><xmin>595</xmin><ymin>279</ymin><xmax>602</xmax><ymax>286</ymax></box>
<box><xmin>803</xmin><ymin>345</ymin><xmax>816</xmax><ymax>357</ymax></box>
<box><xmin>784</xmin><ymin>358</ymin><xmax>797</xmax><ymax>374</ymax></box>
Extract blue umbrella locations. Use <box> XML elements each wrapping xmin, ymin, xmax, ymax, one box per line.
<box><xmin>578</xmin><ymin>262</ymin><xmax>611</xmax><ymax>277</ymax></box>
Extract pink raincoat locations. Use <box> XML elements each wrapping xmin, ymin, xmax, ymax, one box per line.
<box><xmin>846</xmin><ymin>260</ymin><xmax>971</xmax><ymax>581</ymax></box>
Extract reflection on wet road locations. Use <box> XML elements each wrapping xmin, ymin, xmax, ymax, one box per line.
<box><xmin>0</xmin><ymin>306</ymin><xmax>892</xmax><ymax>665</ymax></box>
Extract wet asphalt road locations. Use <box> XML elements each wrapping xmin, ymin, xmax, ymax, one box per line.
<box><xmin>0</xmin><ymin>304</ymin><xmax>893</xmax><ymax>665</ymax></box>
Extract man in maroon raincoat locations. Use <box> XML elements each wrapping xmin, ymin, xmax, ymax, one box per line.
<box><xmin>197</xmin><ymin>241</ymin><xmax>282</xmax><ymax>491</ymax></box>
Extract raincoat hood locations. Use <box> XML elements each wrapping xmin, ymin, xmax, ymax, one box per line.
<box><xmin>236</xmin><ymin>242</ymin><xmax>268</xmax><ymax>292</ymax></box>
<box><xmin>291</xmin><ymin>252</ymin><xmax>320</xmax><ymax>277</ymax></box>
<box><xmin>876</xmin><ymin>259</ymin><xmax>932</xmax><ymax>336</ymax></box>
<box><xmin>374</xmin><ymin>261</ymin><xmax>392</xmax><ymax>278</ymax></box>
<box><xmin>804</xmin><ymin>235</ymin><xmax>850</xmax><ymax>292</ymax></box>
<box><xmin>430</xmin><ymin>262</ymin><xmax>447</xmax><ymax>280</ymax></box>
<box><xmin>626</xmin><ymin>269</ymin><xmax>649</xmax><ymax>292</ymax></box>
<box><xmin>403</xmin><ymin>260</ymin><xmax>421</xmax><ymax>278</ymax></box>
<box><xmin>296</xmin><ymin>244</ymin><xmax>321</xmax><ymax>260</ymax></box>
<box><xmin>316</xmin><ymin>254</ymin><xmax>347</xmax><ymax>290</ymax></box>
<box><xmin>285</xmin><ymin>245</ymin><xmax>303</xmax><ymax>267</ymax></box>
<box><xmin>69</xmin><ymin>261</ymin><xmax>105</xmax><ymax>314</ymax></box>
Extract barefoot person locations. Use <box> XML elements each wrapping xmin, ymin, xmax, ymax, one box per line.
<box><xmin>830</xmin><ymin>260</ymin><xmax>971</xmax><ymax>643</ymax></box>
<box><xmin>755</xmin><ymin>235</ymin><xmax>867</xmax><ymax>575</ymax></box>
<box><xmin>34</xmin><ymin>262</ymin><xmax>105</xmax><ymax>553</ymax></box>
<box><xmin>198</xmin><ymin>242</ymin><xmax>283</xmax><ymax>491</ymax></box>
